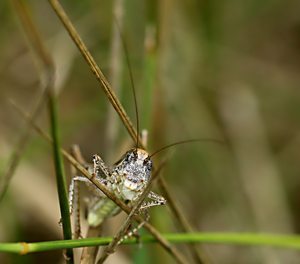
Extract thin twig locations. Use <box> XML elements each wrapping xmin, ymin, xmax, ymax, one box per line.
<box><xmin>11</xmin><ymin>102</ymin><xmax>189</xmax><ymax>264</ymax></box>
<box><xmin>71</xmin><ymin>144</ymin><xmax>87</xmax><ymax>164</ymax></box>
<box><xmin>105</xmin><ymin>0</ymin><xmax>125</xmax><ymax>162</ymax></box>
<box><xmin>158</xmin><ymin>178</ymin><xmax>211</xmax><ymax>263</ymax></box>
<box><xmin>81</xmin><ymin>227</ymin><xmax>103</xmax><ymax>264</ymax></box>
<box><xmin>0</xmin><ymin>91</ymin><xmax>47</xmax><ymax>203</ymax></box>
<box><xmin>97</xmin><ymin>159</ymin><xmax>168</xmax><ymax>263</ymax></box>
<box><xmin>11</xmin><ymin>0</ymin><xmax>53</xmax><ymax>70</ymax></box>
<box><xmin>0</xmin><ymin>0</ymin><xmax>53</xmax><ymax>202</ymax></box>
<box><xmin>81</xmin><ymin>2</ymin><xmax>126</xmax><ymax>262</ymax></box>
<box><xmin>48</xmin><ymin>0</ymin><xmax>139</xmax><ymax>146</ymax></box>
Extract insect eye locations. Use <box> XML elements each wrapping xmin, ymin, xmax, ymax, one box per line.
<box><xmin>125</xmin><ymin>151</ymin><xmax>135</xmax><ymax>162</ymax></box>
<box><xmin>143</xmin><ymin>158</ymin><xmax>152</xmax><ymax>169</ymax></box>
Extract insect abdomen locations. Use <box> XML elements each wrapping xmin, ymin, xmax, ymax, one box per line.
<box><xmin>87</xmin><ymin>198</ymin><xmax>121</xmax><ymax>227</ymax></box>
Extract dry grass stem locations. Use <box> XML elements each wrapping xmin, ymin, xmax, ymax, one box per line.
<box><xmin>158</xmin><ymin>177</ymin><xmax>210</xmax><ymax>264</ymax></box>
<box><xmin>48</xmin><ymin>0</ymin><xmax>138</xmax><ymax>145</ymax></box>
<box><xmin>0</xmin><ymin>0</ymin><xmax>55</xmax><ymax>202</ymax></box>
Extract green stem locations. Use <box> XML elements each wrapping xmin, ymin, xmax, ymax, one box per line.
<box><xmin>2</xmin><ymin>233</ymin><xmax>300</xmax><ymax>255</ymax></box>
<box><xmin>48</xmin><ymin>90</ymin><xmax>74</xmax><ymax>263</ymax></box>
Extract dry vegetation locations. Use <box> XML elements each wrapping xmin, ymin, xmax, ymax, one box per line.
<box><xmin>1</xmin><ymin>0</ymin><xmax>300</xmax><ymax>263</ymax></box>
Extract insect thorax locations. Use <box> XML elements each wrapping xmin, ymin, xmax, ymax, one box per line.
<box><xmin>111</xmin><ymin>148</ymin><xmax>152</xmax><ymax>201</ymax></box>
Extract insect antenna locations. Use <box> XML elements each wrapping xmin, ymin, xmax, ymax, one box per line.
<box><xmin>114</xmin><ymin>18</ymin><xmax>140</xmax><ymax>149</ymax></box>
<box><xmin>150</xmin><ymin>138</ymin><xmax>224</xmax><ymax>158</ymax></box>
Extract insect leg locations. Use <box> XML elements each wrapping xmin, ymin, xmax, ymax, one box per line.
<box><xmin>139</xmin><ymin>191</ymin><xmax>167</xmax><ymax>210</ymax></box>
<box><xmin>92</xmin><ymin>154</ymin><xmax>111</xmax><ymax>178</ymax></box>
<box><xmin>67</xmin><ymin>176</ymin><xmax>87</xmax><ymax>238</ymax></box>
<box><xmin>117</xmin><ymin>193</ymin><xmax>166</xmax><ymax>245</ymax></box>
<box><xmin>68</xmin><ymin>176</ymin><xmax>107</xmax><ymax>215</ymax></box>
<box><xmin>69</xmin><ymin>176</ymin><xmax>90</xmax><ymax>215</ymax></box>
<box><xmin>116</xmin><ymin>210</ymin><xmax>150</xmax><ymax>247</ymax></box>
<box><xmin>69</xmin><ymin>174</ymin><xmax>108</xmax><ymax>238</ymax></box>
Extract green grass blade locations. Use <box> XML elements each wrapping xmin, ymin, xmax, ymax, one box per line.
<box><xmin>2</xmin><ymin>233</ymin><xmax>300</xmax><ymax>255</ymax></box>
<box><xmin>48</xmin><ymin>90</ymin><xmax>74</xmax><ymax>263</ymax></box>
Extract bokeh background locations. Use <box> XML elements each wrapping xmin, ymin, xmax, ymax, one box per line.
<box><xmin>1</xmin><ymin>0</ymin><xmax>300</xmax><ymax>263</ymax></box>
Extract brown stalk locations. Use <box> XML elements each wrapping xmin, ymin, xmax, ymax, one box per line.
<box><xmin>80</xmin><ymin>1</ymin><xmax>126</xmax><ymax>262</ymax></box>
<box><xmin>48</xmin><ymin>0</ymin><xmax>139</xmax><ymax>146</ymax></box>
<box><xmin>105</xmin><ymin>0</ymin><xmax>125</xmax><ymax>162</ymax></box>
<box><xmin>0</xmin><ymin>92</ymin><xmax>47</xmax><ymax>203</ymax></box>
<box><xmin>11</xmin><ymin>101</ymin><xmax>189</xmax><ymax>264</ymax></box>
<box><xmin>158</xmin><ymin>178</ymin><xmax>211</xmax><ymax>263</ymax></box>
<box><xmin>11</xmin><ymin>0</ymin><xmax>53</xmax><ymax>69</ymax></box>
<box><xmin>155</xmin><ymin>0</ymin><xmax>211</xmax><ymax>262</ymax></box>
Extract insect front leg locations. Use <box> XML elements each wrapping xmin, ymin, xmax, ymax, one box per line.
<box><xmin>68</xmin><ymin>171</ymin><xmax>110</xmax><ymax>216</ymax></box>
<box><xmin>69</xmin><ymin>176</ymin><xmax>90</xmax><ymax>216</ymax></box>
<box><xmin>67</xmin><ymin>175</ymin><xmax>86</xmax><ymax>238</ymax></box>
<box><xmin>92</xmin><ymin>154</ymin><xmax>111</xmax><ymax>179</ymax></box>
<box><xmin>68</xmin><ymin>153</ymin><xmax>111</xmax><ymax>214</ymax></box>
<box><xmin>139</xmin><ymin>191</ymin><xmax>167</xmax><ymax>210</ymax></box>
<box><xmin>68</xmin><ymin>153</ymin><xmax>113</xmax><ymax>237</ymax></box>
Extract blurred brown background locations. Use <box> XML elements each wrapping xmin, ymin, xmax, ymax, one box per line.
<box><xmin>1</xmin><ymin>0</ymin><xmax>300</xmax><ymax>263</ymax></box>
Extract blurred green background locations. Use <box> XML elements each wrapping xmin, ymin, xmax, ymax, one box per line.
<box><xmin>1</xmin><ymin>0</ymin><xmax>300</xmax><ymax>263</ymax></box>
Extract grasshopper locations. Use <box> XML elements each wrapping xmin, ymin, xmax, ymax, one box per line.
<box><xmin>68</xmin><ymin>146</ymin><xmax>166</xmax><ymax>234</ymax></box>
